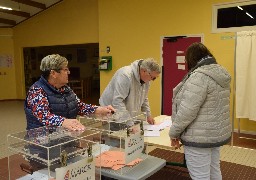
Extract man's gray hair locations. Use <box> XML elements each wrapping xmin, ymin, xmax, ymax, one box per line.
<box><xmin>40</xmin><ymin>54</ymin><xmax>68</xmax><ymax>72</ymax></box>
<box><xmin>140</xmin><ymin>58</ymin><xmax>161</xmax><ymax>73</ymax></box>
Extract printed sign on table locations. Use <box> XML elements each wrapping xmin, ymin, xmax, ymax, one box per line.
<box><xmin>56</xmin><ymin>157</ymin><xmax>95</xmax><ymax>180</ymax></box>
<box><xmin>125</xmin><ymin>132</ymin><xmax>144</xmax><ymax>164</ymax></box>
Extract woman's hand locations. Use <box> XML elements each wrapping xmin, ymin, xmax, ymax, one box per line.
<box><xmin>95</xmin><ymin>105</ymin><xmax>115</xmax><ymax>116</ymax></box>
<box><xmin>62</xmin><ymin>118</ymin><xmax>85</xmax><ymax>131</ymax></box>
<box><xmin>171</xmin><ymin>138</ymin><xmax>181</xmax><ymax>150</ymax></box>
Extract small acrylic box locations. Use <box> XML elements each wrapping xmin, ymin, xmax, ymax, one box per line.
<box><xmin>7</xmin><ymin>126</ymin><xmax>101</xmax><ymax>180</ymax></box>
<box><xmin>79</xmin><ymin>111</ymin><xmax>148</xmax><ymax>176</ymax></box>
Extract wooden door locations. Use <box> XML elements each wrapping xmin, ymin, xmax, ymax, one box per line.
<box><xmin>162</xmin><ymin>36</ymin><xmax>201</xmax><ymax>115</ymax></box>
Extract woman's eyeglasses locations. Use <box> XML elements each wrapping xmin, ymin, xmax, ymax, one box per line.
<box><xmin>61</xmin><ymin>68</ymin><xmax>70</xmax><ymax>73</ymax></box>
<box><xmin>52</xmin><ymin>68</ymin><xmax>70</xmax><ymax>73</ymax></box>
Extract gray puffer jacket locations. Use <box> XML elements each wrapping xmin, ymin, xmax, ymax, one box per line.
<box><xmin>169</xmin><ymin>59</ymin><xmax>231</xmax><ymax>148</ymax></box>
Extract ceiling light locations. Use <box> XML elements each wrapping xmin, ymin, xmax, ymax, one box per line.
<box><xmin>0</xmin><ymin>6</ymin><xmax>12</xmax><ymax>10</ymax></box>
<box><xmin>246</xmin><ymin>12</ymin><xmax>254</xmax><ymax>19</ymax></box>
<box><xmin>237</xmin><ymin>6</ymin><xmax>243</xmax><ymax>10</ymax></box>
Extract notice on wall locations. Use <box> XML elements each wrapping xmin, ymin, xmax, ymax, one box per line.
<box><xmin>178</xmin><ymin>64</ymin><xmax>186</xmax><ymax>70</ymax></box>
<box><xmin>177</xmin><ymin>51</ymin><xmax>184</xmax><ymax>54</ymax></box>
<box><xmin>176</xmin><ymin>56</ymin><xmax>185</xmax><ymax>63</ymax></box>
<box><xmin>0</xmin><ymin>54</ymin><xmax>13</xmax><ymax>67</ymax></box>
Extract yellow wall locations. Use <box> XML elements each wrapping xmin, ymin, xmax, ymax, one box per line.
<box><xmin>97</xmin><ymin>0</ymin><xmax>256</xmax><ymax>132</ymax></box>
<box><xmin>0</xmin><ymin>0</ymin><xmax>255</xmax><ymax>132</ymax></box>
<box><xmin>0</xmin><ymin>28</ymin><xmax>16</xmax><ymax>100</ymax></box>
<box><xmin>12</xmin><ymin>0</ymin><xmax>99</xmax><ymax>99</ymax></box>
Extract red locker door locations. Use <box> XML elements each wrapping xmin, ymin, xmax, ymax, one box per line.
<box><xmin>162</xmin><ymin>36</ymin><xmax>201</xmax><ymax>116</ymax></box>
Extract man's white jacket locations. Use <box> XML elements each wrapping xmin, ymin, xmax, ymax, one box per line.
<box><xmin>99</xmin><ymin>60</ymin><xmax>151</xmax><ymax>117</ymax></box>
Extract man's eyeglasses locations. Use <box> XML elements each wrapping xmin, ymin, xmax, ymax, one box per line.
<box><xmin>148</xmin><ymin>72</ymin><xmax>156</xmax><ymax>81</ymax></box>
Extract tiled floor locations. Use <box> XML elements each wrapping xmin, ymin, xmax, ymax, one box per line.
<box><xmin>0</xmin><ymin>100</ymin><xmax>26</xmax><ymax>159</ymax></box>
<box><xmin>220</xmin><ymin>145</ymin><xmax>256</xmax><ymax>168</ymax></box>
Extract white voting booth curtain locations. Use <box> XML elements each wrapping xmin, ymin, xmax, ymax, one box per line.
<box><xmin>236</xmin><ymin>30</ymin><xmax>256</xmax><ymax>121</ymax></box>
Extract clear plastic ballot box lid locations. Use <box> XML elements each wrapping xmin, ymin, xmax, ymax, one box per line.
<box><xmin>7</xmin><ymin>126</ymin><xmax>102</xmax><ymax>180</ymax></box>
<box><xmin>79</xmin><ymin>111</ymin><xmax>148</xmax><ymax>175</ymax></box>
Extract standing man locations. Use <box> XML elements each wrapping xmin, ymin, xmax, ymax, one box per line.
<box><xmin>99</xmin><ymin>58</ymin><xmax>161</xmax><ymax>124</ymax></box>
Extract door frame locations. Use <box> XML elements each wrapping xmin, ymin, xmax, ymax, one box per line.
<box><xmin>159</xmin><ymin>34</ymin><xmax>204</xmax><ymax>114</ymax></box>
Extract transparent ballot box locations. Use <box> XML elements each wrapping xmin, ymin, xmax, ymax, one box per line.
<box><xmin>7</xmin><ymin>126</ymin><xmax>102</xmax><ymax>180</ymax></box>
<box><xmin>79</xmin><ymin>111</ymin><xmax>148</xmax><ymax>175</ymax></box>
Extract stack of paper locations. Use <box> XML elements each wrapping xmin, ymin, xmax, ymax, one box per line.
<box><xmin>143</xmin><ymin>117</ymin><xmax>172</xmax><ymax>137</ymax></box>
<box><xmin>144</xmin><ymin>130</ymin><xmax>160</xmax><ymax>137</ymax></box>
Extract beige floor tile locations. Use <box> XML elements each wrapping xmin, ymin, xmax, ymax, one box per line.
<box><xmin>220</xmin><ymin>145</ymin><xmax>256</xmax><ymax>168</ymax></box>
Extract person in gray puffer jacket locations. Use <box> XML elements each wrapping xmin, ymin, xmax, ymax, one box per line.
<box><xmin>169</xmin><ymin>42</ymin><xmax>231</xmax><ymax>180</ymax></box>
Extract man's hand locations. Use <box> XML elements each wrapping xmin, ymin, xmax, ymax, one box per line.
<box><xmin>147</xmin><ymin>116</ymin><xmax>155</xmax><ymax>125</ymax></box>
<box><xmin>62</xmin><ymin>119</ymin><xmax>85</xmax><ymax>131</ymax></box>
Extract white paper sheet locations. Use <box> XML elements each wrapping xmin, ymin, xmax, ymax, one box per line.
<box><xmin>158</xmin><ymin>119</ymin><xmax>172</xmax><ymax>130</ymax></box>
<box><xmin>178</xmin><ymin>64</ymin><xmax>186</xmax><ymax>70</ymax></box>
<box><xmin>144</xmin><ymin>130</ymin><xmax>160</xmax><ymax>137</ymax></box>
<box><xmin>143</xmin><ymin>117</ymin><xmax>172</xmax><ymax>131</ymax></box>
<box><xmin>17</xmin><ymin>171</ymin><xmax>49</xmax><ymax>180</ymax></box>
<box><xmin>143</xmin><ymin>124</ymin><xmax>160</xmax><ymax>131</ymax></box>
<box><xmin>177</xmin><ymin>51</ymin><xmax>184</xmax><ymax>54</ymax></box>
<box><xmin>176</xmin><ymin>56</ymin><xmax>185</xmax><ymax>63</ymax></box>
<box><xmin>93</xmin><ymin>144</ymin><xmax>111</xmax><ymax>156</ymax></box>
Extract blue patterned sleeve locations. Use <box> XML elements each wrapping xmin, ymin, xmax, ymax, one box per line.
<box><xmin>76</xmin><ymin>96</ymin><xmax>98</xmax><ymax>116</ymax></box>
<box><xmin>26</xmin><ymin>86</ymin><xmax>65</xmax><ymax>126</ymax></box>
